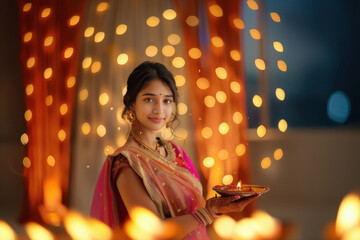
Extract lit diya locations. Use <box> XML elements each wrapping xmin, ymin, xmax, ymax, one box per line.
<box><xmin>213</xmin><ymin>181</ymin><xmax>269</xmax><ymax>197</ymax></box>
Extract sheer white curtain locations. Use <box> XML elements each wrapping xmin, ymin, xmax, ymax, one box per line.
<box><xmin>69</xmin><ymin>0</ymin><xmax>196</xmax><ymax>214</ymax></box>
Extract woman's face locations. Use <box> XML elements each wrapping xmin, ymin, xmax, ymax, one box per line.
<box><xmin>132</xmin><ymin>79</ymin><xmax>174</xmax><ymax>132</ymax></box>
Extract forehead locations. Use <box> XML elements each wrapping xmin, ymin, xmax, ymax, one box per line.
<box><xmin>139</xmin><ymin>79</ymin><xmax>172</xmax><ymax>95</ymax></box>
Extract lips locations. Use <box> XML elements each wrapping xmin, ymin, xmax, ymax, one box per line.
<box><xmin>149</xmin><ymin>117</ymin><xmax>164</xmax><ymax>123</ymax></box>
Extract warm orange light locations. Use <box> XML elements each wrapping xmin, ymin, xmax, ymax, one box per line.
<box><xmin>270</xmin><ymin>12</ymin><xmax>281</xmax><ymax>22</ymax></box>
<box><xmin>82</xmin><ymin>57</ymin><xmax>92</xmax><ymax>69</ymax></box>
<box><xmin>79</xmin><ymin>89</ymin><xmax>88</xmax><ymax>101</ymax></box>
<box><xmin>172</xmin><ymin>57</ymin><xmax>185</xmax><ymax>68</ymax></box>
<box><xmin>91</xmin><ymin>61</ymin><xmax>101</xmax><ymax>73</ymax></box>
<box><xmin>24</xmin><ymin>109</ymin><xmax>32</xmax><ymax>121</ymax></box>
<box><xmin>68</xmin><ymin>15</ymin><xmax>80</xmax><ymax>26</ymax></box>
<box><xmin>230</xmin><ymin>81</ymin><xmax>241</xmax><ymax>93</ymax></box>
<box><xmin>117</xmin><ymin>53</ymin><xmax>128</xmax><ymax>65</ymax></box>
<box><xmin>201</xmin><ymin>127</ymin><xmax>213</xmax><ymax>139</ymax></box>
<box><xmin>247</xmin><ymin>0</ymin><xmax>259</xmax><ymax>10</ymax></box>
<box><xmin>25</xmin><ymin>222</ymin><xmax>54</xmax><ymax>240</ymax></box>
<box><xmin>188</xmin><ymin>47</ymin><xmax>201</xmax><ymax>59</ymax></box>
<box><xmin>255</xmin><ymin>59</ymin><xmax>266</xmax><ymax>70</ymax></box>
<box><xmin>23</xmin><ymin>157</ymin><xmax>31</xmax><ymax>168</ymax></box>
<box><xmin>278</xmin><ymin>119</ymin><xmax>288</xmax><ymax>132</ymax></box>
<box><xmin>58</xmin><ymin>129</ymin><xmax>66</xmax><ymax>141</ymax></box>
<box><xmin>215</xmin><ymin>67</ymin><xmax>227</xmax><ymax>79</ymax></box>
<box><xmin>252</xmin><ymin>95</ymin><xmax>263</xmax><ymax>107</ymax></box>
<box><xmin>336</xmin><ymin>192</ymin><xmax>360</xmax><ymax>236</ymax></box>
<box><xmin>222</xmin><ymin>175</ymin><xmax>234</xmax><ymax>185</ymax></box>
<box><xmin>237</xmin><ymin>180</ymin><xmax>242</xmax><ymax>189</ymax></box>
<box><xmin>204</xmin><ymin>96</ymin><xmax>216</xmax><ymax>108</ymax></box>
<box><xmin>186</xmin><ymin>16</ymin><xmax>199</xmax><ymax>26</ymax></box>
<box><xmin>104</xmin><ymin>146</ymin><xmax>114</xmax><ymax>155</ymax></box>
<box><xmin>145</xmin><ymin>45</ymin><xmax>158</xmax><ymax>57</ymax></box>
<box><xmin>251</xmin><ymin>210</ymin><xmax>281</xmax><ymax>238</ymax></box>
<box><xmin>209</xmin><ymin>4</ymin><xmax>223</xmax><ymax>17</ymax></box>
<box><xmin>163</xmin><ymin>9</ymin><xmax>177</xmax><ymax>20</ymax></box>
<box><xmin>97</xmin><ymin>125</ymin><xmax>106</xmax><ymax>137</ymax></box>
<box><xmin>218</xmin><ymin>149</ymin><xmax>229</xmax><ymax>160</ymax></box>
<box><xmin>88</xmin><ymin>218</ymin><xmax>113</xmax><ymax>240</ymax></box>
<box><xmin>84</xmin><ymin>27</ymin><xmax>95</xmax><ymax>37</ymax></box>
<box><xmin>43</xmin><ymin>68</ymin><xmax>53</xmax><ymax>80</ymax></box>
<box><xmin>197</xmin><ymin>78</ymin><xmax>209</xmax><ymax>90</ymax></box>
<box><xmin>41</xmin><ymin>8</ymin><xmax>51</xmax><ymax>18</ymax></box>
<box><xmin>233</xmin><ymin>112</ymin><xmax>243</xmax><ymax>124</ymax></box>
<box><xmin>168</xmin><ymin>34</ymin><xmax>181</xmax><ymax>45</ymax></box>
<box><xmin>23</xmin><ymin>3</ymin><xmax>32</xmax><ymax>12</ymax></box>
<box><xmin>250</xmin><ymin>29</ymin><xmax>261</xmax><ymax>39</ymax></box>
<box><xmin>162</xmin><ymin>45</ymin><xmax>175</xmax><ymax>57</ymax></box>
<box><xmin>24</xmin><ymin>32</ymin><xmax>32</xmax><ymax>43</ymax></box>
<box><xmin>26</xmin><ymin>84</ymin><xmax>34</xmax><ymax>95</ymax></box>
<box><xmin>233</xmin><ymin>18</ymin><xmax>245</xmax><ymax>29</ymax></box>
<box><xmin>177</xmin><ymin>103</ymin><xmax>188</xmax><ymax>115</ymax></box>
<box><xmin>274</xmin><ymin>148</ymin><xmax>283</xmax><ymax>160</ymax></box>
<box><xmin>174</xmin><ymin>75</ymin><xmax>185</xmax><ymax>87</ymax></box>
<box><xmin>214</xmin><ymin>216</ymin><xmax>236</xmax><ymax>238</ymax></box>
<box><xmin>257</xmin><ymin>125</ymin><xmax>267</xmax><ymax>138</ymax></box>
<box><xmin>27</xmin><ymin>57</ymin><xmax>35</xmax><ymax>68</ymax></box>
<box><xmin>236</xmin><ymin>144</ymin><xmax>246</xmax><ymax>156</ymax></box>
<box><xmin>276</xmin><ymin>88</ymin><xmax>285</xmax><ymax>101</ymax></box>
<box><xmin>146</xmin><ymin>16</ymin><xmax>160</xmax><ymax>27</ymax></box>
<box><xmin>261</xmin><ymin>157</ymin><xmax>271</xmax><ymax>169</ymax></box>
<box><xmin>66</xmin><ymin>76</ymin><xmax>76</xmax><ymax>88</ymax></box>
<box><xmin>81</xmin><ymin>122</ymin><xmax>91</xmax><ymax>135</ymax></box>
<box><xmin>0</xmin><ymin>220</ymin><xmax>16</xmax><ymax>240</ymax></box>
<box><xmin>21</xmin><ymin>133</ymin><xmax>29</xmax><ymax>145</ymax></box>
<box><xmin>113</xmin><ymin>26</ymin><xmax>126</xmax><ymax>37</ymax></box>
<box><xmin>219</xmin><ymin>122</ymin><xmax>230</xmax><ymax>135</ymax></box>
<box><xmin>94</xmin><ymin>32</ymin><xmax>105</xmax><ymax>43</ymax></box>
<box><xmin>60</xmin><ymin>103</ymin><xmax>68</xmax><ymax>115</ymax></box>
<box><xmin>273</xmin><ymin>41</ymin><xmax>284</xmax><ymax>52</ymax></box>
<box><xmin>64</xmin><ymin>47</ymin><xmax>74</xmax><ymax>59</ymax></box>
<box><xmin>277</xmin><ymin>60</ymin><xmax>287</xmax><ymax>72</ymax></box>
<box><xmin>45</xmin><ymin>95</ymin><xmax>53</xmax><ymax>106</ymax></box>
<box><xmin>47</xmin><ymin>155</ymin><xmax>55</xmax><ymax>167</ymax></box>
<box><xmin>216</xmin><ymin>91</ymin><xmax>227</xmax><ymax>103</ymax></box>
<box><xmin>64</xmin><ymin>211</ymin><xmax>92</xmax><ymax>239</ymax></box>
<box><xmin>97</xmin><ymin>2</ymin><xmax>109</xmax><ymax>12</ymax></box>
<box><xmin>230</xmin><ymin>50</ymin><xmax>241</xmax><ymax>61</ymax></box>
<box><xmin>99</xmin><ymin>93</ymin><xmax>110</xmax><ymax>105</ymax></box>
<box><xmin>44</xmin><ymin>36</ymin><xmax>54</xmax><ymax>47</ymax></box>
<box><xmin>203</xmin><ymin>157</ymin><xmax>215</xmax><ymax>168</ymax></box>
<box><xmin>175</xmin><ymin>128</ymin><xmax>189</xmax><ymax>140</ymax></box>
<box><xmin>211</xmin><ymin>37</ymin><xmax>224</xmax><ymax>47</ymax></box>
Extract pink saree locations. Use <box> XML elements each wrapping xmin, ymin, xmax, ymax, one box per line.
<box><xmin>90</xmin><ymin>140</ymin><xmax>209</xmax><ymax>239</ymax></box>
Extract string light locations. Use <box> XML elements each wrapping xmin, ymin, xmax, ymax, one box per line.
<box><xmin>203</xmin><ymin>157</ymin><xmax>215</xmax><ymax>168</ymax></box>
<box><xmin>174</xmin><ymin>75</ymin><xmax>186</xmax><ymax>87</ymax></box>
<box><xmin>201</xmin><ymin>127</ymin><xmax>213</xmax><ymax>139</ymax></box>
<box><xmin>145</xmin><ymin>46</ymin><xmax>158</xmax><ymax>57</ymax></box>
<box><xmin>172</xmin><ymin>57</ymin><xmax>185</xmax><ymax>68</ymax></box>
<box><xmin>233</xmin><ymin>112</ymin><xmax>243</xmax><ymax>124</ymax></box>
<box><xmin>209</xmin><ymin>4</ymin><xmax>223</xmax><ymax>17</ymax></box>
<box><xmin>162</xmin><ymin>45</ymin><xmax>175</xmax><ymax>57</ymax></box>
<box><xmin>196</xmin><ymin>78</ymin><xmax>209</xmax><ymax>90</ymax></box>
<box><xmin>257</xmin><ymin>125</ymin><xmax>267</xmax><ymax>138</ymax></box>
<box><xmin>233</xmin><ymin>18</ymin><xmax>245</xmax><ymax>29</ymax></box>
<box><xmin>277</xmin><ymin>60</ymin><xmax>287</xmax><ymax>72</ymax></box>
<box><xmin>163</xmin><ymin>9</ymin><xmax>177</xmax><ymax>20</ymax></box>
<box><xmin>222</xmin><ymin>175</ymin><xmax>234</xmax><ymax>185</ymax></box>
<box><xmin>146</xmin><ymin>16</ymin><xmax>160</xmax><ymax>27</ymax></box>
<box><xmin>270</xmin><ymin>12</ymin><xmax>281</xmax><ymax>22</ymax></box>
<box><xmin>255</xmin><ymin>59</ymin><xmax>266</xmax><ymax>70</ymax></box>
<box><xmin>215</xmin><ymin>67</ymin><xmax>227</xmax><ymax>79</ymax></box>
<box><xmin>186</xmin><ymin>16</ymin><xmax>199</xmax><ymax>27</ymax></box>
<box><xmin>115</xmin><ymin>24</ymin><xmax>127</xmax><ymax>35</ymax></box>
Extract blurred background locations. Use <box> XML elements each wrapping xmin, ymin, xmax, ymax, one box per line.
<box><xmin>1</xmin><ymin>0</ymin><xmax>359</xmax><ymax>239</ymax></box>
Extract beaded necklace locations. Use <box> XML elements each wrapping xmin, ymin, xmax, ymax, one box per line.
<box><xmin>130</xmin><ymin>132</ymin><xmax>160</xmax><ymax>153</ymax></box>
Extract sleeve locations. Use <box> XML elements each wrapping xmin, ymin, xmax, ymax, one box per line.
<box><xmin>111</xmin><ymin>154</ymin><xmax>130</xmax><ymax>184</ymax></box>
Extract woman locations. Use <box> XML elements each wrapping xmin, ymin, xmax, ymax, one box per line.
<box><xmin>91</xmin><ymin>61</ymin><xmax>257</xmax><ymax>239</ymax></box>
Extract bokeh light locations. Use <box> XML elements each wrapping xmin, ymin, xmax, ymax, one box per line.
<box><xmin>188</xmin><ymin>48</ymin><xmax>201</xmax><ymax>59</ymax></box>
<box><xmin>172</xmin><ymin>57</ymin><xmax>185</xmax><ymax>68</ymax></box>
<box><xmin>174</xmin><ymin>75</ymin><xmax>186</xmax><ymax>87</ymax></box>
<box><xmin>277</xmin><ymin>60</ymin><xmax>287</xmax><ymax>72</ymax></box>
<box><xmin>278</xmin><ymin>119</ymin><xmax>288</xmax><ymax>132</ymax></box>
<box><xmin>255</xmin><ymin>59</ymin><xmax>266</xmax><ymax>70</ymax></box>
<box><xmin>327</xmin><ymin>91</ymin><xmax>351</xmax><ymax>123</ymax></box>
<box><xmin>186</xmin><ymin>16</ymin><xmax>199</xmax><ymax>27</ymax></box>
<box><xmin>218</xmin><ymin>149</ymin><xmax>229</xmax><ymax>160</ymax></box>
<box><xmin>230</xmin><ymin>81</ymin><xmax>241</xmax><ymax>93</ymax></box>
<box><xmin>252</xmin><ymin>95</ymin><xmax>262</xmax><ymax>107</ymax></box>
<box><xmin>146</xmin><ymin>16</ymin><xmax>160</xmax><ymax>27</ymax></box>
<box><xmin>177</xmin><ymin>103</ymin><xmax>188</xmax><ymax>115</ymax></box>
<box><xmin>233</xmin><ymin>18</ymin><xmax>245</xmax><ymax>29</ymax></box>
<box><xmin>275</xmin><ymin>88</ymin><xmax>285</xmax><ymax>101</ymax></box>
<box><xmin>250</xmin><ymin>29</ymin><xmax>261</xmax><ymax>39</ymax></box>
<box><xmin>201</xmin><ymin>127</ymin><xmax>213</xmax><ymax>139</ymax></box>
<box><xmin>163</xmin><ymin>9</ymin><xmax>177</xmax><ymax>20</ymax></box>
<box><xmin>145</xmin><ymin>46</ymin><xmax>158</xmax><ymax>57</ymax></box>
<box><xmin>270</xmin><ymin>12</ymin><xmax>281</xmax><ymax>22</ymax></box>
<box><xmin>209</xmin><ymin>4</ymin><xmax>223</xmax><ymax>17</ymax></box>
<box><xmin>222</xmin><ymin>175</ymin><xmax>234</xmax><ymax>185</ymax></box>
<box><xmin>97</xmin><ymin>125</ymin><xmax>106</xmax><ymax>137</ymax></box>
<box><xmin>203</xmin><ymin>157</ymin><xmax>215</xmax><ymax>168</ymax></box>
<box><xmin>24</xmin><ymin>32</ymin><xmax>32</xmax><ymax>43</ymax></box>
<box><xmin>257</xmin><ymin>125</ymin><xmax>267</xmax><ymax>138</ymax></box>
<box><xmin>162</xmin><ymin>45</ymin><xmax>175</xmax><ymax>57</ymax></box>
<box><xmin>274</xmin><ymin>148</ymin><xmax>284</xmax><ymax>160</ymax></box>
<box><xmin>116</xmin><ymin>24</ymin><xmax>127</xmax><ymax>35</ymax></box>
<box><xmin>97</xmin><ymin>2</ymin><xmax>109</xmax><ymax>12</ymax></box>
<box><xmin>211</xmin><ymin>37</ymin><xmax>224</xmax><ymax>47</ymax></box>
<box><xmin>219</xmin><ymin>122</ymin><xmax>230</xmax><ymax>135</ymax></box>
<box><xmin>167</xmin><ymin>34</ymin><xmax>181</xmax><ymax>45</ymax></box>
<box><xmin>261</xmin><ymin>157</ymin><xmax>272</xmax><ymax>169</ymax></box>
<box><xmin>81</xmin><ymin>122</ymin><xmax>91</xmax><ymax>135</ymax></box>
<box><xmin>117</xmin><ymin>53</ymin><xmax>129</xmax><ymax>65</ymax></box>
<box><xmin>204</xmin><ymin>96</ymin><xmax>216</xmax><ymax>108</ymax></box>
<box><xmin>215</xmin><ymin>67</ymin><xmax>227</xmax><ymax>79</ymax></box>
<box><xmin>233</xmin><ymin>112</ymin><xmax>243</xmax><ymax>124</ymax></box>
<box><xmin>247</xmin><ymin>0</ymin><xmax>259</xmax><ymax>10</ymax></box>
<box><xmin>236</xmin><ymin>144</ymin><xmax>246</xmax><ymax>156</ymax></box>
<box><xmin>230</xmin><ymin>50</ymin><xmax>241</xmax><ymax>61</ymax></box>
<box><xmin>197</xmin><ymin>78</ymin><xmax>210</xmax><ymax>90</ymax></box>
<box><xmin>58</xmin><ymin>129</ymin><xmax>66</xmax><ymax>141</ymax></box>
<box><xmin>273</xmin><ymin>41</ymin><xmax>284</xmax><ymax>52</ymax></box>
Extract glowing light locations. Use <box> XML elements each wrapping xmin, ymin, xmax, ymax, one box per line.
<box><xmin>81</xmin><ymin>122</ymin><xmax>90</xmax><ymax>135</ymax></box>
<box><xmin>162</xmin><ymin>45</ymin><xmax>175</xmax><ymax>57</ymax></box>
<box><xmin>91</xmin><ymin>61</ymin><xmax>101</xmax><ymax>73</ymax></box>
<box><xmin>270</xmin><ymin>12</ymin><xmax>281</xmax><ymax>22</ymax></box>
<box><xmin>104</xmin><ymin>146</ymin><xmax>114</xmax><ymax>155</ymax></box>
<box><xmin>274</xmin><ymin>148</ymin><xmax>283</xmax><ymax>160</ymax></box>
<box><xmin>251</xmin><ymin>210</ymin><xmax>281</xmax><ymax>238</ymax></box>
<box><xmin>23</xmin><ymin>157</ymin><xmax>31</xmax><ymax>168</ymax></box>
<box><xmin>97</xmin><ymin>125</ymin><xmax>106</xmax><ymax>137</ymax></box>
<box><xmin>233</xmin><ymin>112</ymin><xmax>243</xmax><ymax>124</ymax></box>
<box><xmin>275</xmin><ymin>88</ymin><xmax>285</xmax><ymax>101</ymax></box>
<box><xmin>186</xmin><ymin>16</ymin><xmax>199</xmax><ymax>26</ymax></box>
<box><xmin>218</xmin><ymin>149</ymin><xmax>229</xmax><ymax>160</ymax></box>
<box><xmin>277</xmin><ymin>60</ymin><xmax>287</xmax><ymax>72</ymax></box>
<box><xmin>43</xmin><ymin>68</ymin><xmax>53</xmax><ymax>80</ymax></box>
<box><xmin>236</xmin><ymin>144</ymin><xmax>246</xmax><ymax>156</ymax></box>
<box><xmin>247</xmin><ymin>0</ymin><xmax>259</xmax><ymax>10</ymax></box>
<box><xmin>97</xmin><ymin>2</ymin><xmax>109</xmax><ymax>12</ymax></box>
<box><xmin>250</xmin><ymin>29</ymin><xmax>261</xmax><ymax>39</ymax></box>
<box><xmin>252</xmin><ymin>95</ymin><xmax>262</xmax><ymax>107</ymax></box>
<box><xmin>82</xmin><ymin>57</ymin><xmax>92</xmax><ymax>69</ymax></box>
<box><xmin>25</xmin><ymin>109</ymin><xmax>32</xmax><ymax>121</ymax></box>
<box><xmin>146</xmin><ymin>16</ymin><xmax>160</xmax><ymax>27</ymax></box>
<box><xmin>79</xmin><ymin>89</ymin><xmax>88</xmax><ymax>101</ymax></box>
<box><xmin>196</xmin><ymin>78</ymin><xmax>209</xmax><ymax>90</ymax></box>
<box><xmin>204</xmin><ymin>96</ymin><xmax>216</xmax><ymax>108</ymax></box>
<box><xmin>64</xmin><ymin>211</ymin><xmax>92</xmax><ymax>240</ymax></box>
<box><xmin>41</xmin><ymin>8</ymin><xmax>51</xmax><ymax>18</ymax></box>
<box><xmin>117</xmin><ymin>53</ymin><xmax>128</xmax><ymax>65</ymax></box>
<box><xmin>26</xmin><ymin>84</ymin><xmax>34</xmax><ymax>95</ymax></box>
<box><xmin>23</xmin><ymin>3</ymin><xmax>32</xmax><ymax>12</ymax></box>
<box><xmin>47</xmin><ymin>155</ymin><xmax>55</xmax><ymax>167</ymax></box>
<box><xmin>145</xmin><ymin>45</ymin><xmax>158</xmax><ymax>57</ymax></box>
<box><xmin>67</xmin><ymin>76</ymin><xmax>76</xmax><ymax>88</ymax></box>
<box><xmin>214</xmin><ymin>215</ymin><xmax>236</xmax><ymax>238</ymax></box>
<box><xmin>99</xmin><ymin>93</ymin><xmax>110</xmax><ymax>105</ymax></box>
<box><xmin>68</xmin><ymin>15</ymin><xmax>80</xmax><ymax>26</ymax></box>
<box><xmin>174</xmin><ymin>75</ymin><xmax>185</xmax><ymax>87</ymax></box>
<box><xmin>261</xmin><ymin>157</ymin><xmax>271</xmax><ymax>169</ymax></box>
<box><xmin>219</xmin><ymin>122</ymin><xmax>230</xmax><ymax>135</ymax></box>
<box><xmin>203</xmin><ymin>157</ymin><xmax>215</xmax><ymax>168</ymax></box>
<box><xmin>122</xmin><ymin>87</ymin><xmax>127</xmax><ymax>96</ymax></box>
<box><xmin>209</xmin><ymin>4</ymin><xmax>223</xmax><ymax>17</ymax></box>
<box><xmin>216</xmin><ymin>91</ymin><xmax>227</xmax><ymax>103</ymax></box>
<box><xmin>327</xmin><ymin>91</ymin><xmax>351</xmax><ymax>123</ymax></box>
<box><xmin>58</xmin><ymin>129</ymin><xmax>66</xmax><ymax>141</ymax></box>
<box><xmin>94</xmin><ymin>32</ymin><xmax>105</xmax><ymax>43</ymax></box>
<box><xmin>168</xmin><ymin>34</ymin><xmax>181</xmax><ymax>45</ymax></box>
<box><xmin>257</xmin><ymin>125</ymin><xmax>267</xmax><ymax>138</ymax></box>
<box><xmin>188</xmin><ymin>47</ymin><xmax>201</xmax><ymax>59</ymax></box>
<box><xmin>273</xmin><ymin>41</ymin><xmax>284</xmax><ymax>52</ymax></box>
<box><xmin>211</xmin><ymin>37</ymin><xmax>224</xmax><ymax>47</ymax></box>
<box><xmin>177</xmin><ymin>103</ymin><xmax>188</xmax><ymax>115</ymax></box>
<box><xmin>88</xmin><ymin>218</ymin><xmax>113</xmax><ymax>240</ymax></box>
<box><xmin>255</xmin><ymin>59</ymin><xmax>266</xmax><ymax>70</ymax></box>
<box><xmin>222</xmin><ymin>175</ymin><xmax>234</xmax><ymax>185</ymax></box>
<box><xmin>201</xmin><ymin>127</ymin><xmax>213</xmax><ymax>139</ymax></box>
<box><xmin>233</xmin><ymin>18</ymin><xmax>245</xmax><ymax>29</ymax></box>
<box><xmin>161</xmin><ymin>128</ymin><xmax>174</xmax><ymax>140</ymax></box>
<box><xmin>163</xmin><ymin>9</ymin><xmax>177</xmax><ymax>20</ymax></box>
<box><xmin>27</xmin><ymin>57</ymin><xmax>35</xmax><ymax>68</ymax></box>
<box><xmin>24</xmin><ymin>32</ymin><xmax>32</xmax><ymax>42</ymax></box>
<box><xmin>172</xmin><ymin>57</ymin><xmax>185</xmax><ymax>68</ymax></box>
<box><xmin>336</xmin><ymin>192</ymin><xmax>360</xmax><ymax>236</ymax></box>
<box><xmin>44</xmin><ymin>36</ymin><xmax>53</xmax><ymax>47</ymax></box>
<box><xmin>64</xmin><ymin>47</ymin><xmax>74</xmax><ymax>59</ymax></box>
<box><xmin>215</xmin><ymin>67</ymin><xmax>227</xmax><ymax>79</ymax></box>
<box><xmin>230</xmin><ymin>81</ymin><xmax>241</xmax><ymax>93</ymax></box>
<box><xmin>84</xmin><ymin>27</ymin><xmax>95</xmax><ymax>37</ymax></box>
<box><xmin>20</xmin><ymin>133</ymin><xmax>29</xmax><ymax>145</ymax></box>
<box><xmin>230</xmin><ymin>50</ymin><xmax>241</xmax><ymax>61</ymax></box>
<box><xmin>116</xmin><ymin>24</ymin><xmax>127</xmax><ymax>35</ymax></box>
<box><xmin>60</xmin><ymin>103</ymin><xmax>68</xmax><ymax>115</ymax></box>
<box><xmin>45</xmin><ymin>95</ymin><xmax>53</xmax><ymax>106</ymax></box>
<box><xmin>25</xmin><ymin>222</ymin><xmax>54</xmax><ymax>240</ymax></box>
<box><xmin>174</xmin><ymin>128</ymin><xmax>188</xmax><ymax>140</ymax></box>
<box><xmin>278</xmin><ymin>119</ymin><xmax>288</xmax><ymax>132</ymax></box>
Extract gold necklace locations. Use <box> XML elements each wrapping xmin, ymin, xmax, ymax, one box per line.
<box><xmin>131</xmin><ymin>132</ymin><xmax>160</xmax><ymax>153</ymax></box>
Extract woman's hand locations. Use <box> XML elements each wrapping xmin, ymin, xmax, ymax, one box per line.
<box><xmin>206</xmin><ymin>194</ymin><xmax>259</xmax><ymax>216</ymax></box>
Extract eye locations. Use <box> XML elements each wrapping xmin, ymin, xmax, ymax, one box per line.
<box><xmin>164</xmin><ymin>99</ymin><xmax>173</xmax><ymax>104</ymax></box>
<box><xmin>144</xmin><ymin>98</ymin><xmax>154</xmax><ymax>103</ymax></box>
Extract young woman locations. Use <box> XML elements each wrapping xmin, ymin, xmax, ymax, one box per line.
<box><xmin>91</xmin><ymin>61</ymin><xmax>257</xmax><ymax>239</ymax></box>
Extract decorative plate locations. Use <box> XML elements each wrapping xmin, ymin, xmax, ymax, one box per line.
<box><xmin>213</xmin><ymin>184</ymin><xmax>270</xmax><ymax>197</ymax></box>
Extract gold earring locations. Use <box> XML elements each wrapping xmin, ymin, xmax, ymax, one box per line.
<box><xmin>125</xmin><ymin>110</ymin><xmax>136</xmax><ymax>123</ymax></box>
<box><xmin>166</xmin><ymin>115</ymin><xmax>173</xmax><ymax>128</ymax></box>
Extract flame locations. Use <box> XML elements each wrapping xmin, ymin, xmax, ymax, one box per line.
<box><xmin>237</xmin><ymin>180</ymin><xmax>242</xmax><ymax>189</ymax></box>
<box><xmin>64</xmin><ymin>211</ymin><xmax>92</xmax><ymax>240</ymax></box>
<box><xmin>336</xmin><ymin>192</ymin><xmax>360</xmax><ymax>236</ymax></box>
<box><xmin>0</xmin><ymin>220</ymin><xmax>16</xmax><ymax>240</ymax></box>
<box><xmin>24</xmin><ymin>222</ymin><xmax>54</xmax><ymax>240</ymax></box>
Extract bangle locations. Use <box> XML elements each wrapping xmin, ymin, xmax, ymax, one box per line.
<box><xmin>191</xmin><ymin>212</ymin><xmax>204</xmax><ymax>226</ymax></box>
<box><xmin>192</xmin><ymin>208</ymin><xmax>215</xmax><ymax>226</ymax></box>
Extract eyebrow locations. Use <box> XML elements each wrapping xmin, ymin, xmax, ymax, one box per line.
<box><xmin>142</xmin><ymin>93</ymin><xmax>173</xmax><ymax>98</ymax></box>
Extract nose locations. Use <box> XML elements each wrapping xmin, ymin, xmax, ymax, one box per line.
<box><xmin>153</xmin><ymin>101</ymin><xmax>163</xmax><ymax>114</ymax></box>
